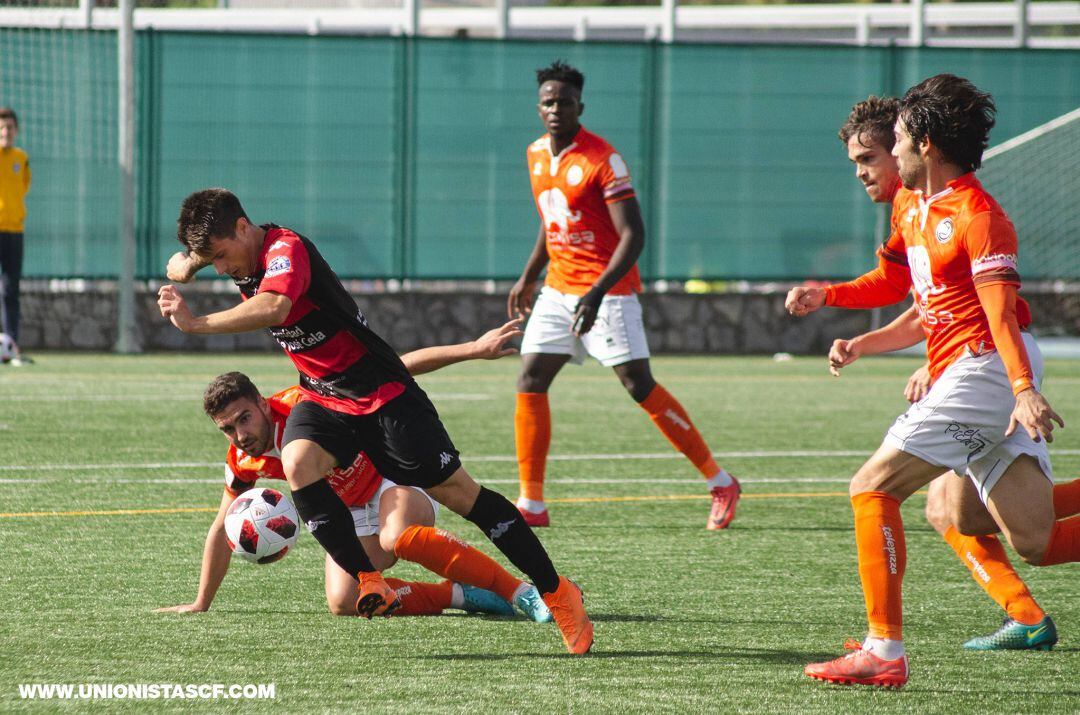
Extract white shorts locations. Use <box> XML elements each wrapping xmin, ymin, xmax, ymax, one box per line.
<box><xmin>883</xmin><ymin>332</ymin><xmax>1053</xmax><ymax>504</ymax></box>
<box><xmin>349</xmin><ymin>478</ymin><xmax>439</xmax><ymax>537</ymax></box>
<box><xmin>520</xmin><ymin>286</ymin><xmax>650</xmax><ymax>367</ymax></box>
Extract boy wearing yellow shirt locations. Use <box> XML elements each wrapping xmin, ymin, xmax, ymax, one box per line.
<box><xmin>0</xmin><ymin>107</ymin><xmax>31</xmax><ymax>365</ymax></box>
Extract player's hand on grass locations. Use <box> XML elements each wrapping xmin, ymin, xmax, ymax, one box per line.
<box><xmin>469</xmin><ymin>318</ymin><xmax>524</xmax><ymax>360</ymax></box>
<box><xmin>507</xmin><ymin>278</ymin><xmax>537</xmax><ymax>318</ymax></box>
<box><xmin>157</xmin><ymin>285</ymin><xmax>196</xmax><ymax>332</ymax></box>
<box><xmin>571</xmin><ymin>288</ymin><xmax>604</xmax><ymax>336</ymax></box>
<box><xmin>154</xmin><ymin>603</ymin><xmax>208</xmax><ymax>614</ymax></box>
<box><xmin>1007</xmin><ymin>389</ymin><xmax>1065</xmax><ymax>443</ymax></box>
<box><xmin>165</xmin><ymin>251</ymin><xmax>208</xmax><ymax>284</ymax></box>
<box><xmin>828</xmin><ymin>338</ymin><xmax>860</xmax><ymax>376</ymax></box>
<box><xmin>904</xmin><ymin>363</ymin><xmax>932</xmax><ymax>403</ymax></box>
<box><xmin>785</xmin><ymin>286</ymin><xmax>826</xmax><ymax>317</ymax></box>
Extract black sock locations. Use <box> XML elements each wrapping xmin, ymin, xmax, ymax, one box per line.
<box><xmin>465</xmin><ymin>486</ymin><xmax>559</xmax><ymax>594</ymax></box>
<box><xmin>292</xmin><ymin>480</ymin><xmax>375</xmax><ymax>575</ymax></box>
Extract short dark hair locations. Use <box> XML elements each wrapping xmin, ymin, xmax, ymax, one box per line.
<box><xmin>839</xmin><ymin>96</ymin><xmax>900</xmax><ymax>150</ymax></box>
<box><xmin>203</xmin><ymin>371</ymin><xmax>262</xmax><ymax>417</ymax></box>
<box><xmin>177</xmin><ymin>188</ymin><xmax>249</xmax><ymax>256</ymax></box>
<box><xmin>0</xmin><ymin>107</ymin><xmax>18</xmax><ymax>128</ymax></box>
<box><xmin>899</xmin><ymin>74</ymin><xmax>996</xmax><ymax>173</ymax></box>
<box><xmin>536</xmin><ymin>60</ymin><xmax>584</xmax><ymax>92</ymax></box>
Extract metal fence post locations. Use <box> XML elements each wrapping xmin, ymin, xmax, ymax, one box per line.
<box><xmin>116</xmin><ymin>0</ymin><xmax>138</xmax><ymax>353</ymax></box>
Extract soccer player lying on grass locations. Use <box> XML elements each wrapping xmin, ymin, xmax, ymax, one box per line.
<box><xmin>158</xmin><ymin>188</ymin><xmax>593</xmax><ymax>654</ymax></box>
<box><xmin>508</xmin><ymin>60</ymin><xmax>739</xmax><ymax>530</ymax></box>
<box><xmin>825</xmin><ymin>95</ymin><xmax>1080</xmax><ymax>651</ymax></box>
<box><xmin>787</xmin><ymin>74</ymin><xmax>1078</xmax><ymax>687</ymax></box>
<box><xmin>156</xmin><ymin>368</ymin><xmax>552</xmax><ymax>623</ymax></box>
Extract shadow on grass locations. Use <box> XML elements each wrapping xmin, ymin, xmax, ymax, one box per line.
<box><xmin>411</xmin><ymin>644</ymin><xmax>831</xmax><ymax>664</ymax></box>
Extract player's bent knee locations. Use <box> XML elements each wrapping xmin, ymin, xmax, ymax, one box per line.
<box><xmin>924</xmin><ymin>500</ymin><xmax>949</xmax><ymax>535</ymax></box>
<box><xmin>327</xmin><ymin>599</ymin><xmax>356</xmax><ymax>617</ymax></box>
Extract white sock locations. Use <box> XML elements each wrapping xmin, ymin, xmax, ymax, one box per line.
<box><xmin>706</xmin><ymin>469</ymin><xmax>733</xmax><ymax>489</ymax></box>
<box><xmin>862</xmin><ymin>637</ymin><xmax>905</xmax><ymax>660</ymax></box>
<box><xmin>449</xmin><ymin>582</ymin><xmax>464</xmax><ymax>610</ymax></box>
<box><xmin>517</xmin><ymin>497</ymin><xmax>546</xmax><ymax>513</ymax></box>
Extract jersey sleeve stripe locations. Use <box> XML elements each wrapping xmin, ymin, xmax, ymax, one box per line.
<box><xmin>973</xmin><ymin>269</ymin><xmax>1021</xmax><ymax>287</ymax></box>
<box><xmin>877</xmin><ymin>244</ymin><xmax>908</xmax><ymax>267</ymax></box>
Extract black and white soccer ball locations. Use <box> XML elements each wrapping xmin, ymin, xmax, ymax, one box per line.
<box><xmin>0</xmin><ymin>333</ymin><xmax>16</xmax><ymax>363</ymax></box>
<box><xmin>224</xmin><ymin>488</ymin><xmax>299</xmax><ymax>564</ymax></box>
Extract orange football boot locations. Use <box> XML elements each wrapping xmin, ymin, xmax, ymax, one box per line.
<box><xmin>355</xmin><ymin>571</ymin><xmax>401</xmax><ymax>619</ymax></box>
<box><xmin>542</xmin><ymin>577</ymin><xmax>594</xmax><ymax>655</ymax></box>
<box><xmin>707</xmin><ymin>476</ymin><xmax>741</xmax><ymax>530</ymax></box>
<box><xmin>804</xmin><ymin>639</ymin><xmax>908</xmax><ymax>688</ymax></box>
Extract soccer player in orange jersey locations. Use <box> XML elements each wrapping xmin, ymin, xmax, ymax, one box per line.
<box><xmin>508</xmin><ymin>60</ymin><xmax>739</xmax><ymax>530</ymax></box>
<box><xmin>827</xmin><ymin>96</ymin><xmax>1080</xmax><ymax>651</ymax></box>
<box><xmin>787</xmin><ymin>75</ymin><xmax>1078</xmax><ymax>687</ymax></box>
<box><xmin>157</xmin><ymin>327</ymin><xmax>552</xmax><ymax>623</ymax></box>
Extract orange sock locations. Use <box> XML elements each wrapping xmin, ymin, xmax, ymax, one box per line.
<box><xmin>1053</xmin><ymin>479</ymin><xmax>1080</xmax><ymax>519</ymax></box>
<box><xmin>394</xmin><ymin>525</ymin><xmax>523</xmax><ymax>602</ymax></box>
<box><xmin>639</xmin><ymin>384</ymin><xmax>720</xmax><ymax>478</ymax></box>
<box><xmin>852</xmin><ymin>491</ymin><xmax>905</xmax><ymax>640</ymax></box>
<box><xmin>384</xmin><ymin>578</ymin><xmax>453</xmax><ymax>616</ymax></box>
<box><xmin>942</xmin><ymin>527</ymin><xmax>1045</xmax><ymax>624</ymax></box>
<box><xmin>515</xmin><ymin>392</ymin><xmax>551</xmax><ymax>503</ymax></box>
<box><xmin>1039</xmin><ymin>515</ymin><xmax>1080</xmax><ymax>566</ymax></box>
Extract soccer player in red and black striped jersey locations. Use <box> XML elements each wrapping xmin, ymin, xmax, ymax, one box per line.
<box><xmin>158</xmin><ymin>189</ymin><xmax>592</xmax><ymax>654</ymax></box>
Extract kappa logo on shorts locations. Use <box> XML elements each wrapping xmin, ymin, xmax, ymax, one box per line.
<box><xmin>439</xmin><ymin>452</ymin><xmax>454</xmax><ymax>468</ymax></box>
<box><xmin>265</xmin><ymin>255</ymin><xmax>292</xmax><ymax>278</ymax></box>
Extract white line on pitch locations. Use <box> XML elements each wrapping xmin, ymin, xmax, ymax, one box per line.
<box><xmin>3</xmin><ymin>448</ymin><xmax>1080</xmax><ymax>473</ymax></box>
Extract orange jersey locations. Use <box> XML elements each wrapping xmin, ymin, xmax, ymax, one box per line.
<box><xmin>828</xmin><ymin>174</ymin><xmax>1032</xmax><ymax>385</ymax></box>
<box><xmin>223</xmin><ymin>386</ymin><xmax>381</xmax><ymax>507</ymax></box>
<box><xmin>527</xmin><ymin>126</ymin><xmax>640</xmax><ymax>296</ymax></box>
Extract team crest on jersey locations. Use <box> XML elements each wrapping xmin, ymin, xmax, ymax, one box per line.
<box><xmin>935</xmin><ymin>217</ymin><xmax>955</xmax><ymax>244</ymax></box>
<box><xmin>533</xmin><ymin>162</ymin><xmax>542</xmax><ymax>176</ymax></box>
<box><xmin>264</xmin><ymin>255</ymin><xmax>291</xmax><ymax>278</ymax></box>
<box><xmin>566</xmin><ymin>164</ymin><xmax>584</xmax><ymax>186</ymax></box>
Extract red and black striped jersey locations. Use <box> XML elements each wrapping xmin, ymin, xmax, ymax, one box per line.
<box><xmin>235</xmin><ymin>226</ymin><xmax>413</xmax><ymax>415</ymax></box>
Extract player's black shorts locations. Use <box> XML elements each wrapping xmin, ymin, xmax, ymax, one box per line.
<box><xmin>281</xmin><ymin>386</ymin><xmax>462</xmax><ymax>489</ymax></box>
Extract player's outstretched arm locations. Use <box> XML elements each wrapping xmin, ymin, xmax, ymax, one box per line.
<box><xmin>155</xmin><ymin>491</ymin><xmax>235</xmax><ymax>613</ymax></box>
<box><xmin>401</xmin><ymin>318</ymin><xmax>524</xmax><ymax>376</ymax></box>
<box><xmin>165</xmin><ymin>251</ymin><xmax>210</xmax><ymax>284</ymax></box>
<box><xmin>828</xmin><ymin>304</ymin><xmax>924</xmax><ymax>375</ymax></box>
<box><xmin>508</xmin><ymin>225</ymin><xmax>549</xmax><ymax>319</ymax></box>
<box><xmin>572</xmin><ymin>197</ymin><xmax>645</xmax><ymax>336</ymax></box>
<box><xmin>785</xmin><ymin>286</ymin><xmax>827</xmax><ymax>317</ymax></box>
<box><xmin>157</xmin><ymin>285</ymin><xmax>292</xmax><ymax>334</ymax></box>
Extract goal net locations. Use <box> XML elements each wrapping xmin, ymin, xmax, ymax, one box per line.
<box><xmin>979</xmin><ymin>107</ymin><xmax>1080</xmax><ymax>282</ymax></box>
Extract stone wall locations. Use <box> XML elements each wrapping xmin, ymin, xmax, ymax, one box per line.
<box><xmin>18</xmin><ymin>285</ymin><xmax>1080</xmax><ymax>354</ymax></box>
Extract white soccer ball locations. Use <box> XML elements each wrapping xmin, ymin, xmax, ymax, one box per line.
<box><xmin>0</xmin><ymin>333</ymin><xmax>16</xmax><ymax>363</ymax></box>
<box><xmin>223</xmin><ymin>488</ymin><xmax>299</xmax><ymax>564</ymax></box>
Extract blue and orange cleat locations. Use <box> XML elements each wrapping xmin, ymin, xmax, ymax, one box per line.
<box><xmin>963</xmin><ymin>616</ymin><xmax>1057</xmax><ymax>651</ymax></box>
<box><xmin>804</xmin><ymin>640</ymin><xmax>908</xmax><ymax>688</ymax></box>
<box><xmin>707</xmin><ymin>476</ymin><xmax>741</xmax><ymax>530</ymax></box>
<box><xmin>355</xmin><ymin>571</ymin><xmax>401</xmax><ymax>619</ymax></box>
<box><xmin>514</xmin><ymin>584</ymin><xmax>554</xmax><ymax>623</ymax></box>
<box><xmin>457</xmin><ymin>583</ymin><xmax>516</xmax><ymax>616</ymax></box>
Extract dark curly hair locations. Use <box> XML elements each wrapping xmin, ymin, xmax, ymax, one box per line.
<box><xmin>203</xmin><ymin>371</ymin><xmax>262</xmax><ymax>417</ymax></box>
<box><xmin>536</xmin><ymin>60</ymin><xmax>584</xmax><ymax>92</ymax></box>
<box><xmin>899</xmin><ymin>74</ymin><xmax>996</xmax><ymax>173</ymax></box>
<box><xmin>176</xmin><ymin>188</ymin><xmax>249</xmax><ymax>256</ymax></box>
<box><xmin>838</xmin><ymin>96</ymin><xmax>900</xmax><ymax>150</ymax></box>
